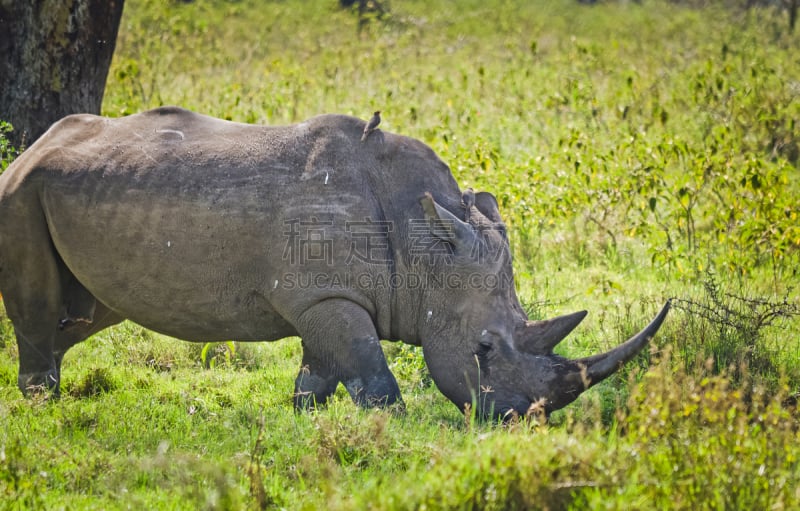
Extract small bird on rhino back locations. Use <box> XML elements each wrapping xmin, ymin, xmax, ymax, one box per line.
<box><xmin>361</xmin><ymin>111</ymin><xmax>381</xmax><ymax>142</ymax></box>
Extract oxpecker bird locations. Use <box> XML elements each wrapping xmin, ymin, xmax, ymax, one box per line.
<box><xmin>361</xmin><ymin>111</ymin><xmax>381</xmax><ymax>142</ymax></box>
<box><xmin>461</xmin><ymin>187</ymin><xmax>475</xmax><ymax>222</ymax></box>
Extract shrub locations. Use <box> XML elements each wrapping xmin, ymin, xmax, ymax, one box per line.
<box><xmin>0</xmin><ymin>121</ymin><xmax>19</xmax><ymax>172</ymax></box>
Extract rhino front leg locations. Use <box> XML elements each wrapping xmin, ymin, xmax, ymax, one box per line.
<box><xmin>293</xmin><ymin>299</ymin><xmax>402</xmax><ymax>409</ymax></box>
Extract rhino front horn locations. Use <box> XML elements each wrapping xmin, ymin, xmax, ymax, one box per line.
<box><xmin>576</xmin><ymin>300</ymin><xmax>671</xmax><ymax>386</ymax></box>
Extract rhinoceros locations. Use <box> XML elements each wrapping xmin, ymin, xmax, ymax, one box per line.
<box><xmin>0</xmin><ymin>107</ymin><xmax>669</xmax><ymax>419</ymax></box>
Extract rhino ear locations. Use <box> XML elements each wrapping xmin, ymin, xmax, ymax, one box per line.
<box><xmin>474</xmin><ymin>192</ymin><xmax>504</xmax><ymax>223</ymax></box>
<box><xmin>419</xmin><ymin>192</ymin><xmax>479</xmax><ymax>250</ymax></box>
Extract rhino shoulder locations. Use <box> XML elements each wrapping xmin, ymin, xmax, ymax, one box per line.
<box><xmin>140</xmin><ymin>105</ymin><xmax>195</xmax><ymax>118</ymax></box>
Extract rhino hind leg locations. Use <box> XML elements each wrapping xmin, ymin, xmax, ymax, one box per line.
<box><xmin>0</xmin><ymin>227</ymin><xmax>122</xmax><ymax>396</ymax></box>
<box><xmin>1</xmin><ymin>251</ymin><xmax>65</xmax><ymax>395</ymax></box>
<box><xmin>293</xmin><ymin>299</ymin><xmax>402</xmax><ymax>410</ymax></box>
<box><xmin>12</xmin><ymin>282</ymin><xmax>122</xmax><ymax>397</ymax></box>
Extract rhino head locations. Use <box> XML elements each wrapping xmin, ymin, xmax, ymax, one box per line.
<box><xmin>415</xmin><ymin>192</ymin><xmax>670</xmax><ymax>420</ymax></box>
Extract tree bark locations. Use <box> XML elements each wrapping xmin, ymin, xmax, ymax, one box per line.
<box><xmin>0</xmin><ymin>0</ymin><xmax>125</xmax><ymax>148</ymax></box>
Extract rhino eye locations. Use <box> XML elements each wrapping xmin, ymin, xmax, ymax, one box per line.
<box><xmin>475</xmin><ymin>340</ymin><xmax>493</xmax><ymax>374</ymax></box>
<box><xmin>477</xmin><ymin>340</ymin><xmax>493</xmax><ymax>353</ymax></box>
<box><xmin>475</xmin><ymin>341</ymin><xmax>494</xmax><ymax>373</ymax></box>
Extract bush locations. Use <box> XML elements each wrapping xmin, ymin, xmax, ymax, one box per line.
<box><xmin>0</xmin><ymin>121</ymin><xmax>19</xmax><ymax>172</ymax></box>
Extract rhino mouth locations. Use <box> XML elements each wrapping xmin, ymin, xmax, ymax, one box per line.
<box><xmin>473</xmin><ymin>389</ymin><xmax>539</xmax><ymax>423</ymax></box>
<box><xmin>492</xmin><ymin>400</ymin><xmax>549</xmax><ymax>424</ymax></box>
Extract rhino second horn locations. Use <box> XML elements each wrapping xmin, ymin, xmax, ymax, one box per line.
<box><xmin>575</xmin><ymin>300</ymin><xmax>671</xmax><ymax>387</ymax></box>
<box><xmin>518</xmin><ymin>310</ymin><xmax>588</xmax><ymax>354</ymax></box>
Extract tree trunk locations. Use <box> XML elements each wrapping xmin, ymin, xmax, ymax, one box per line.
<box><xmin>0</xmin><ymin>0</ymin><xmax>125</xmax><ymax>148</ymax></box>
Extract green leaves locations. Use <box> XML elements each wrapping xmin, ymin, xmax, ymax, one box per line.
<box><xmin>0</xmin><ymin>121</ymin><xmax>19</xmax><ymax>172</ymax></box>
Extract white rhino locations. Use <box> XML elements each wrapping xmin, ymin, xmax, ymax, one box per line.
<box><xmin>0</xmin><ymin>107</ymin><xmax>669</xmax><ymax>418</ymax></box>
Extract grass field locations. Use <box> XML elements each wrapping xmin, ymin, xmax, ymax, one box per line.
<box><xmin>1</xmin><ymin>0</ymin><xmax>799</xmax><ymax>509</ymax></box>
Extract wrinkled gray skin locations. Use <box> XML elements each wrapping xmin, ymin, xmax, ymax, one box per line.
<box><xmin>0</xmin><ymin>107</ymin><xmax>669</xmax><ymax>419</ymax></box>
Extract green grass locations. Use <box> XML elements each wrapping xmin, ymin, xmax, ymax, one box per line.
<box><xmin>2</xmin><ymin>0</ymin><xmax>800</xmax><ymax>508</ymax></box>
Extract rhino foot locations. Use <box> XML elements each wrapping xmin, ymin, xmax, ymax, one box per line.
<box><xmin>294</xmin><ymin>365</ymin><xmax>339</xmax><ymax>410</ymax></box>
<box><xmin>344</xmin><ymin>373</ymin><xmax>403</xmax><ymax>409</ymax></box>
<box><xmin>18</xmin><ymin>369</ymin><xmax>60</xmax><ymax>399</ymax></box>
